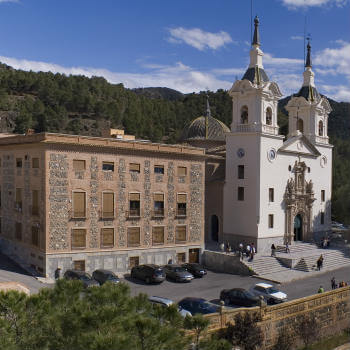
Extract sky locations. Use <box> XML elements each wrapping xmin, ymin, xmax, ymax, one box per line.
<box><xmin>0</xmin><ymin>0</ymin><xmax>349</xmax><ymax>101</ymax></box>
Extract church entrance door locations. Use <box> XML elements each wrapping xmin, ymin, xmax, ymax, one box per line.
<box><xmin>294</xmin><ymin>214</ymin><xmax>303</xmax><ymax>241</ymax></box>
<box><xmin>211</xmin><ymin>215</ymin><xmax>219</xmax><ymax>242</ymax></box>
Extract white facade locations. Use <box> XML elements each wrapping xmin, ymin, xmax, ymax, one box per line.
<box><xmin>222</xmin><ymin>22</ymin><xmax>332</xmax><ymax>252</ymax></box>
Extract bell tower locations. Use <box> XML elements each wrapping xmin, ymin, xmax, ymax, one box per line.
<box><xmin>286</xmin><ymin>40</ymin><xmax>332</xmax><ymax>145</ymax></box>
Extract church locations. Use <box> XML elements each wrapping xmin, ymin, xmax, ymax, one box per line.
<box><xmin>182</xmin><ymin>16</ymin><xmax>333</xmax><ymax>252</ymax></box>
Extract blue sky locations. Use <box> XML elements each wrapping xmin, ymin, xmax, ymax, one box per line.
<box><xmin>0</xmin><ymin>0</ymin><xmax>349</xmax><ymax>101</ymax></box>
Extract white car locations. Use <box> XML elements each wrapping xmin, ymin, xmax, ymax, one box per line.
<box><xmin>250</xmin><ymin>283</ymin><xmax>287</xmax><ymax>304</ymax></box>
<box><xmin>148</xmin><ymin>296</ymin><xmax>191</xmax><ymax>317</ymax></box>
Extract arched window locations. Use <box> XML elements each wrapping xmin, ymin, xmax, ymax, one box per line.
<box><xmin>318</xmin><ymin>121</ymin><xmax>323</xmax><ymax>136</ymax></box>
<box><xmin>240</xmin><ymin>106</ymin><xmax>248</xmax><ymax>124</ymax></box>
<box><xmin>297</xmin><ymin>119</ymin><xmax>304</xmax><ymax>133</ymax></box>
<box><xmin>266</xmin><ymin>107</ymin><xmax>272</xmax><ymax>125</ymax></box>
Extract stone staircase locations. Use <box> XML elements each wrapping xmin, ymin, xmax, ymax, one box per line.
<box><xmin>242</xmin><ymin>242</ymin><xmax>350</xmax><ymax>282</ymax></box>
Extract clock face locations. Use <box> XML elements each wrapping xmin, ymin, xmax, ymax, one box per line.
<box><xmin>237</xmin><ymin>148</ymin><xmax>245</xmax><ymax>158</ymax></box>
<box><xmin>268</xmin><ymin>149</ymin><xmax>277</xmax><ymax>162</ymax></box>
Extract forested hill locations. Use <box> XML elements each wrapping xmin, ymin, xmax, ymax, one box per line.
<box><xmin>0</xmin><ymin>63</ymin><xmax>349</xmax><ymax>223</ymax></box>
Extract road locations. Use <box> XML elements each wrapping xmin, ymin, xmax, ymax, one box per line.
<box><xmin>0</xmin><ymin>252</ymin><xmax>348</xmax><ymax>303</ymax></box>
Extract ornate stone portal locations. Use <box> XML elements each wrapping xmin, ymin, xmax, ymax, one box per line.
<box><xmin>284</xmin><ymin>160</ymin><xmax>315</xmax><ymax>243</ymax></box>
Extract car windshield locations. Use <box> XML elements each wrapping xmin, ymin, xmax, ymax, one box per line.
<box><xmin>266</xmin><ymin>287</ymin><xmax>280</xmax><ymax>294</ymax></box>
<box><xmin>80</xmin><ymin>273</ymin><xmax>92</xmax><ymax>281</ymax></box>
<box><xmin>244</xmin><ymin>291</ymin><xmax>256</xmax><ymax>298</ymax></box>
<box><xmin>199</xmin><ymin>301</ymin><xmax>218</xmax><ymax>312</ymax></box>
<box><xmin>106</xmin><ymin>273</ymin><xmax>117</xmax><ymax>280</ymax></box>
<box><xmin>174</xmin><ymin>267</ymin><xmax>186</xmax><ymax>273</ymax></box>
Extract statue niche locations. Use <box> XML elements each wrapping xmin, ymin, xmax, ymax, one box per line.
<box><xmin>284</xmin><ymin>161</ymin><xmax>315</xmax><ymax>243</ymax></box>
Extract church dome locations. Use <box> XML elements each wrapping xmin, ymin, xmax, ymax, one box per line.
<box><xmin>181</xmin><ymin>115</ymin><xmax>230</xmax><ymax>142</ymax></box>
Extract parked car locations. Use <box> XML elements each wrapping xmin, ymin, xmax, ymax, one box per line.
<box><xmin>163</xmin><ymin>264</ymin><xmax>194</xmax><ymax>282</ymax></box>
<box><xmin>220</xmin><ymin>288</ymin><xmax>260</xmax><ymax>307</ymax></box>
<box><xmin>63</xmin><ymin>270</ymin><xmax>99</xmax><ymax>288</ymax></box>
<box><xmin>249</xmin><ymin>283</ymin><xmax>287</xmax><ymax>304</ymax></box>
<box><xmin>178</xmin><ymin>297</ymin><xmax>220</xmax><ymax>316</ymax></box>
<box><xmin>92</xmin><ymin>269</ymin><xmax>120</xmax><ymax>285</ymax></box>
<box><xmin>148</xmin><ymin>296</ymin><xmax>191</xmax><ymax>317</ymax></box>
<box><xmin>130</xmin><ymin>264</ymin><xmax>165</xmax><ymax>284</ymax></box>
<box><xmin>181</xmin><ymin>263</ymin><xmax>207</xmax><ymax>278</ymax></box>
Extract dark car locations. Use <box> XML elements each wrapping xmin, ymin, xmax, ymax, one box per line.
<box><xmin>181</xmin><ymin>263</ymin><xmax>207</xmax><ymax>278</ymax></box>
<box><xmin>220</xmin><ymin>288</ymin><xmax>260</xmax><ymax>307</ymax></box>
<box><xmin>63</xmin><ymin>270</ymin><xmax>99</xmax><ymax>288</ymax></box>
<box><xmin>178</xmin><ymin>297</ymin><xmax>220</xmax><ymax>316</ymax></box>
<box><xmin>92</xmin><ymin>269</ymin><xmax>120</xmax><ymax>285</ymax></box>
<box><xmin>130</xmin><ymin>264</ymin><xmax>165</xmax><ymax>284</ymax></box>
<box><xmin>163</xmin><ymin>264</ymin><xmax>194</xmax><ymax>282</ymax></box>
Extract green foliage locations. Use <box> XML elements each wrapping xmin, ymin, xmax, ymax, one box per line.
<box><xmin>0</xmin><ymin>279</ymin><xmax>189</xmax><ymax>350</ymax></box>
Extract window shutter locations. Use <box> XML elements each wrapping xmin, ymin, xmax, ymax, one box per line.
<box><xmin>101</xmin><ymin>228</ymin><xmax>114</xmax><ymax>247</ymax></box>
<box><xmin>154</xmin><ymin>193</ymin><xmax>164</xmax><ymax>202</ymax></box>
<box><xmin>153</xmin><ymin>226</ymin><xmax>164</xmax><ymax>244</ymax></box>
<box><xmin>73</xmin><ymin>160</ymin><xmax>86</xmax><ymax>171</ymax></box>
<box><xmin>177</xmin><ymin>166</ymin><xmax>187</xmax><ymax>176</ymax></box>
<box><xmin>177</xmin><ymin>194</ymin><xmax>187</xmax><ymax>203</ymax></box>
<box><xmin>32</xmin><ymin>190</ymin><xmax>39</xmax><ymax>215</ymax></box>
<box><xmin>130</xmin><ymin>193</ymin><xmax>140</xmax><ymax>201</ymax></box>
<box><xmin>16</xmin><ymin>188</ymin><xmax>22</xmax><ymax>203</ymax></box>
<box><xmin>130</xmin><ymin>163</ymin><xmax>140</xmax><ymax>172</ymax></box>
<box><xmin>32</xmin><ymin>158</ymin><xmax>39</xmax><ymax>168</ymax></box>
<box><xmin>72</xmin><ymin>229</ymin><xmax>86</xmax><ymax>249</ymax></box>
<box><xmin>176</xmin><ymin>226</ymin><xmax>186</xmax><ymax>242</ymax></box>
<box><xmin>31</xmin><ymin>226</ymin><xmax>40</xmax><ymax>247</ymax></box>
<box><xmin>102</xmin><ymin>192</ymin><xmax>114</xmax><ymax>217</ymax></box>
<box><xmin>73</xmin><ymin>192</ymin><xmax>86</xmax><ymax>217</ymax></box>
<box><xmin>128</xmin><ymin>227</ymin><xmax>140</xmax><ymax>246</ymax></box>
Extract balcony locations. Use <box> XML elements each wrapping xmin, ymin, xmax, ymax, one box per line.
<box><xmin>126</xmin><ymin>209</ymin><xmax>141</xmax><ymax>219</ymax></box>
<box><xmin>99</xmin><ymin>210</ymin><xmax>115</xmax><ymax>220</ymax></box>
<box><xmin>235</xmin><ymin>123</ymin><xmax>279</xmax><ymax>135</ymax></box>
<box><xmin>69</xmin><ymin>210</ymin><xmax>87</xmax><ymax>220</ymax></box>
<box><xmin>314</xmin><ymin>135</ymin><xmax>329</xmax><ymax>145</ymax></box>
<box><xmin>176</xmin><ymin>208</ymin><xmax>187</xmax><ymax>218</ymax></box>
<box><xmin>152</xmin><ymin>208</ymin><xmax>165</xmax><ymax>218</ymax></box>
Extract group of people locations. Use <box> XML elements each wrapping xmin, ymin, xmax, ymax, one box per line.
<box><xmin>238</xmin><ymin>242</ymin><xmax>256</xmax><ymax>261</ymax></box>
<box><xmin>331</xmin><ymin>277</ymin><xmax>348</xmax><ymax>289</ymax></box>
<box><xmin>270</xmin><ymin>242</ymin><xmax>290</xmax><ymax>257</ymax></box>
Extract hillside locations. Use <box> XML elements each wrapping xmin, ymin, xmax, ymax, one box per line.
<box><xmin>0</xmin><ymin>63</ymin><xmax>349</xmax><ymax>223</ymax></box>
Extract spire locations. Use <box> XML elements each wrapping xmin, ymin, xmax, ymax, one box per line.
<box><xmin>305</xmin><ymin>39</ymin><xmax>312</xmax><ymax>68</ymax></box>
<box><xmin>252</xmin><ymin>16</ymin><xmax>260</xmax><ymax>46</ymax></box>
<box><xmin>205</xmin><ymin>94</ymin><xmax>211</xmax><ymax>139</ymax></box>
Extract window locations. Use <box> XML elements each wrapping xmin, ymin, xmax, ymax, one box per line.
<box><xmin>266</xmin><ymin>107</ymin><xmax>272</xmax><ymax>125</ymax></box>
<box><xmin>321</xmin><ymin>190</ymin><xmax>325</xmax><ymax>202</ymax></box>
<box><xmin>153</xmin><ymin>193</ymin><xmax>164</xmax><ymax>217</ymax></box>
<box><xmin>73</xmin><ymin>260</ymin><xmax>85</xmax><ymax>271</ymax></box>
<box><xmin>240</xmin><ymin>106</ymin><xmax>248</xmax><ymax>124</ymax></box>
<box><xmin>177</xmin><ymin>194</ymin><xmax>187</xmax><ymax>216</ymax></box>
<box><xmin>72</xmin><ymin>229</ymin><xmax>86</xmax><ymax>249</ymax></box>
<box><xmin>129</xmin><ymin>256</ymin><xmax>139</xmax><ymax>269</ymax></box>
<box><xmin>129</xmin><ymin>193</ymin><xmax>140</xmax><ymax>217</ymax></box>
<box><xmin>297</xmin><ymin>119</ymin><xmax>304</xmax><ymax>133</ymax></box>
<box><xmin>177</xmin><ymin>252</ymin><xmax>186</xmax><ymax>263</ymax></box>
<box><xmin>15</xmin><ymin>222</ymin><xmax>22</xmax><ymax>241</ymax></box>
<box><xmin>321</xmin><ymin>212</ymin><xmax>325</xmax><ymax>225</ymax></box>
<box><xmin>16</xmin><ymin>158</ymin><xmax>22</xmax><ymax>168</ymax></box>
<box><xmin>268</xmin><ymin>214</ymin><xmax>274</xmax><ymax>228</ymax></box>
<box><xmin>238</xmin><ymin>187</ymin><xmax>244</xmax><ymax>201</ymax></box>
<box><xmin>176</xmin><ymin>226</ymin><xmax>186</xmax><ymax>243</ymax></box>
<box><xmin>32</xmin><ymin>158</ymin><xmax>39</xmax><ymax>168</ymax></box>
<box><xmin>269</xmin><ymin>188</ymin><xmax>274</xmax><ymax>202</ymax></box>
<box><xmin>102</xmin><ymin>192</ymin><xmax>114</xmax><ymax>218</ymax></box>
<box><xmin>102</xmin><ymin>162</ymin><xmax>114</xmax><ymax>172</ymax></box>
<box><xmin>152</xmin><ymin>226</ymin><xmax>164</xmax><ymax>245</ymax></box>
<box><xmin>32</xmin><ymin>190</ymin><xmax>39</xmax><ymax>216</ymax></box>
<box><xmin>127</xmin><ymin>227</ymin><xmax>140</xmax><ymax>247</ymax></box>
<box><xmin>72</xmin><ymin>192</ymin><xmax>86</xmax><ymax>218</ymax></box>
<box><xmin>177</xmin><ymin>166</ymin><xmax>187</xmax><ymax>177</ymax></box>
<box><xmin>15</xmin><ymin>188</ymin><xmax>23</xmax><ymax>211</ymax></box>
<box><xmin>73</xmin><ymin>160</ymin><xmax>86</xmax><ymax>171</ymax></box>
<box><xmin>318</xmin><ymin>121</ymin><xmax>324</xmax><ymax>136</ymax></box>
<box><xmin>154</xmin><ymin>165</ymin><xmax>164</xmax><ymax>174</ymax></box>
<box><xmin>129</xmin><ymin>163</ymin><xmax>140</xmax><ymax>173</ymax></box>
<box><xmin>32</xmin><ymin>226</ymin><xmax>40</xmax><ymax>247</ymax></box>
<box><xmin>238</xmin><ymin>165</ymin><xmax>244</xmax><ymax>179</ymax></box>
<box><xmin>101</xmin><ymin>228</ymin><xmax>114</xmax><ymax>248</ymax></box>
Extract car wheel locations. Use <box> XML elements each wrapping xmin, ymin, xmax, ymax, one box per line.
<box><xmin>145</xmin><ymin>277</ymin><xmax>151</xmax><ymax>284</ymax></box>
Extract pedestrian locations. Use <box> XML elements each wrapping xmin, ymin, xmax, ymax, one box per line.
<box><xmin>239</xmin><ymin>243</ymin><xmax>244</xmax><ymax>260</ymax></box>
<box><xmin>319</xmin><ymin>254</ymin><xmax>324</xmax><ymax>269</ymax></box>
<box><xmin>54</xmin><ymin>267</ymin><xmax>61</xmax><ymax>280</ymax></box>
<box><xmin>168</xmin><ymin>258</ymin><xmax>173</xmax><ymax>264</ymax></box>
<box><xmin>246</xmin><ymin>244</ymin><xmax>251</xmax><ymax>258</ymax></box>
<box><xmin>317</xmin><ymin>255</ymin><xmax>323</xmax><ymax>271</ymax></box>
<box><xmin>285</xmin><ymin>242</ymin><xmax>290</xmax><ymax>253</ymax></box>
<box><xmin>331</xmin><ymin>277</ymin><xmax>336</xmax><ymax>290</ymax></box>
<box><xmin>318</xmin><ymin>285</ymin><xmax>324</xmax><ymax>293</ymax></box>
<box><xmin>250</xmin><ymin>243</ymin><xmax>255</xmax><ymax>261</ymax></box>
<box><xmin>271</xmin><ymin>244</ymin><xmax>276</xmax><ymax>257</ymax></box>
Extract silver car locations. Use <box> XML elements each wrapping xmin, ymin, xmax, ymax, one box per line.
<box><xmin>250</xmin><ymin>283</ymin><xmax>288</xmax><ymax>304</ymax></box>
<box><xmin>148</xmin><ymin>296</ymin><xmax>191</xmax><ymax>317</ymax></box>
<box><xmin>163</xmin><ymin>264</ymin><xmax>194</xmax><ymax>282</ymax></box>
